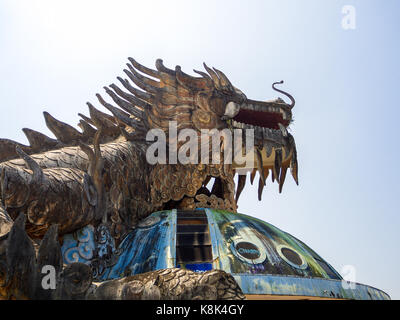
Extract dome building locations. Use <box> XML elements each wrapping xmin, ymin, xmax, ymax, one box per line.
<box><xmin>61</xmin><ymin>208</ymin><xmax>390</xmax><ymax>300</ymax></box>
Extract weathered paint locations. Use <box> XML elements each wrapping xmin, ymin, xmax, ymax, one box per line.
<box><xmin>61</xmin><ymin>210</ymin><xmax>176</xmax><ymax>281</ymax></box>
<box><xmin>233</xmin><ymin>274</ymin><xmax>390</xmax><ymax>300</ymax></box>
<box><xmin>62</xmin><ymin>225</ymin><xmax>97</xmax><ymax>264</ymax></box>
<box><xmin>60</xmin><ymin>208</ymin><xmax>390</xmax><ymax>299</ymax></box>
<box><xmin>103</xmin><ymin>210</ymin><xmax>176</xmax><ymax>280</ymax></box>
<box><xmin>61</xmin><ymin>224</ymin><xmax>117</xmax><ymax>280</ymax></box>
<box><xmin>205</xmin><ymin>209</ymin><xmax>342</xmax><ymax>279</ymax></box>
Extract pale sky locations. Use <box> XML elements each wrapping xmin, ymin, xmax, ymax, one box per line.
<box><xmin>0</xmin><ymin>0</ymin><xmax>399</xmax><ymax>299</ymax></box>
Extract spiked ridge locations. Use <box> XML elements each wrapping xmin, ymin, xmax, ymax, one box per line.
<box><xmin>0</xmin><ymin>58</ymin><xmax>298</xmax><ymax>238</ymax></box>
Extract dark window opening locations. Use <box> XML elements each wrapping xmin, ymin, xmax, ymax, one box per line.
<box><xmin>175</xmin><ymin>210</ymin><xmax>213</xmax><ymax>268</ymax></box>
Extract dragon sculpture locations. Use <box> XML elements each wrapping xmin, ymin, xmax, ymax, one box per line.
<box><xmin>0</xmin><ymin>58</ymin><xmax>297</xmax><ymax>300</ymax></box>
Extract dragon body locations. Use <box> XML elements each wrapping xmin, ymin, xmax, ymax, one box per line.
<box><xmin>0</xmin><ymin>58</ymin><xmax>297</xmax><ymax>299</ymax></box>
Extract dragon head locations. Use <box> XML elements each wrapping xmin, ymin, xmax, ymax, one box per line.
<box><xmin>96</xmin><ymin>58</ymin><xmax>298</xmax><ymax>212</ymax></box>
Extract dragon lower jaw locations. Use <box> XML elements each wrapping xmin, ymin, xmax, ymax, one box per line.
<box><xmin>228</xmin><ymin>120</ymin><xmax>298</xmax><ymax>201</ymax></box>
<box><xmin>157</xmin><ymin>143</ymin><xmax>297</xmax><ymax>213</ymax></box>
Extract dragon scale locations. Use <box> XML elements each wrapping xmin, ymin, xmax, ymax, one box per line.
<box><xmin>0</xmin><ymin>58</ymin><xmax>298</xmax><ymax>299</ymax></box>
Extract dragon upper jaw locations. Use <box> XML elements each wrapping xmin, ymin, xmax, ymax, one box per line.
<box><xmin>163</xmin><ymin>98</ymin><xmax>298</xmax><ymax>211</ymax></box>
<box><xmin>223</xmin><ymin>99</ymin><xmax>292</xmax><ymax>128</ymax></box>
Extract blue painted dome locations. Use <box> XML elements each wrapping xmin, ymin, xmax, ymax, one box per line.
<box><xmin>60</xmin><ymin>208</ymin><xmax>390</xmax><ymax>300</ymax></box>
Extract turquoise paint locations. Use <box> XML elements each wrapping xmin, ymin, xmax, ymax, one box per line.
<box><xmin>61</xmin><ymin>225</ymin><xmax>97</xmax><ymax>265</ymax></box>
<box><xmin>233</xmin><ymin>274</ymin><xmax>390</xmax><ymax>300</ymax></box>
<box><xmin>155</xmin><ymin>209</ymin><xmax>176</xmax><ymax>270</ymax></box>
<box><xmin>206</xmin><ymin>209</ymin><xmax>341</xmax><ymax>279</ymax></box>
<box><xmin>103</xmin><ymin>211</ymin><xmax>174</xmax><ymax>279</ymax></box>
<box><xmin>205</xmin><ymin>208</ymin><xmax>224</xmax><ymax>270</ymax></box>
<box><xmin>60</xmin><ymin>208</ymin><xmax>390</xmax><ymax>299</ymax></box>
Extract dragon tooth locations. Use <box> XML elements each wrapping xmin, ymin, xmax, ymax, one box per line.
<box><xmin>273</xmin><ymin>148</ymin><xmax>282</xmax><ymax>182</ymax></box>
<box><xmin>278</xmin><ymin>123</ymin><xmax>288</xmax><ymax>137</ymax></box>
<box><xmin>283</xmin><ymin>140</ymin><xmax>291</xmax><ymax>160</ymax></box>
<box><xmin>279</xmin><ymin>165</ymin><xmax>288</xmax><ymax>193</ymax></box>
<box><xmin>250</xmin><ymin>168</ymin><xmax>257</xmax><ymax>185</ymax></box>
<box><xmin>290</xmin><ymin>147</ymin><xmax>299</xmax><ymax>185</ymax></box>
<box><xmin>256</xmin><ymin>148</ymin><xmax>265</xmax><ymax>186</ymax></box>
<box><xmin>263</xmin><ymin>167</ymin><xmax>270</xmax><ymax>182</ymax></box>
<box><xmin>258</xmin><ymin>177</ymin><xmax>264</xmax><ymax>201</ymax></box>
<box><xmin>235</xmin><ymin>174</ymin><xmax>246</xmax><ymax>203</ymax></box>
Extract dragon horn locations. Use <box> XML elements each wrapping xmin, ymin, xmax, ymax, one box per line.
<box><xmin>213</xmin><ymin>67</ymin><xmax>233</xmax><ymax>89</ymax></box>
<box><xmin>203</xmin><ymin>63</ymin><xmax>221</xmax><ymax>89</ymax></box>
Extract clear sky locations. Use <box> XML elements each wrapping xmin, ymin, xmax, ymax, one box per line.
<box><xmin>0</xmin><ymin>0</ymin><xmax>399</xmax><ymax>299</ymax></box>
